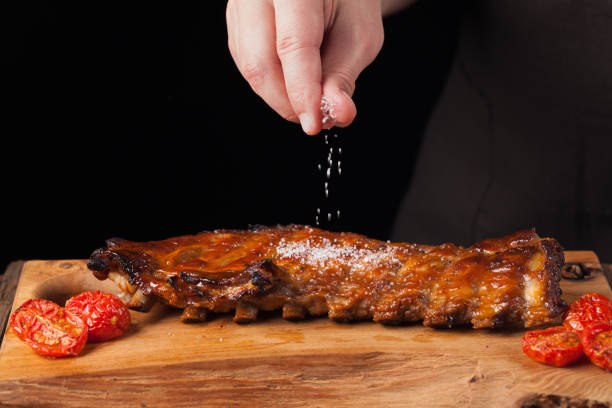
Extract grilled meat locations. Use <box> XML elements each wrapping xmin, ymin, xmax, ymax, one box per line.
<box><xmin>88</xmin><ymin>225</ymin><xmax>565</xmax><ymax>328</ymax></box>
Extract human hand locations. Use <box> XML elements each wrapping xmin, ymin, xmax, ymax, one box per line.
<box><xmin>226</xmin><ymin>0</ymin><xmax>384</xmax><ymax>135</ymax></box>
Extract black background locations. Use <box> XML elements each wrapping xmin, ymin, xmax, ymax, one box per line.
<box><xmin>1</xmin><ymin>1</ymin><xmax>462</xmax><ymax>272</ymax></box>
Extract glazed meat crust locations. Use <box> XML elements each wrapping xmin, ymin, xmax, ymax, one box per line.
<box><xmin>88</xmin><ymin>225</ymin><xmax>566</xmax><ymax>328</ymax></box>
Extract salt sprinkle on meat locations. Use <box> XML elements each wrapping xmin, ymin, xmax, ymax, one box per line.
<box><xmin>275</xmin><ymin>237</ymin><xmax>402</xmax><ymax>272</ymax></box>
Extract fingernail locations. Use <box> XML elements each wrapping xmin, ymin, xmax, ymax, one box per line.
<box><xmin>299</xmin><ymin>113</ymin><xmax>316</xmax><ymax>135</ymax></box>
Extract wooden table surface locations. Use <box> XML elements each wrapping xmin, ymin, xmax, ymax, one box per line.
<box><xmin>1</xmin><ymin>260</ymin><xmax>611</xmax><ymax>408</ymax></box>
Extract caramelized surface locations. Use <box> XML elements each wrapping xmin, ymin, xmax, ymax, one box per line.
<box><xmin>88</xmin><ymin>225</ymin><xmax>565</xmax><ymax>328</ymax></box>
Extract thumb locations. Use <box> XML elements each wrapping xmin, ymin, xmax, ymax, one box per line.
<box><xmin>320</xmin><ymin>6</ymin><xmax>384</xmax><ymax>128</ymax></box>
<box><xmin>321</xmin><ymin>70</ymin><xmax>358</xmax><ymax>129</ymax></box>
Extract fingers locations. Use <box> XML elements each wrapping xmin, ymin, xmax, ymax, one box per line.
<box><xmin>227</xmin><ymin>0</ymin><xmax>384</xmax><ymax>134</ymax></box>
<box><xmin>226</xmin><ymin>0</ymin><xmax>298</xmax><ymax>122</ymax></box>
<box><xmin>321</xmin><ymin>1</ymin><xmax>384</xmax><ymax>128</ymax></box>
<box><xmin>273</xmin><ymin>0</ymin><xmax>325</xmax><ymax>135</ymax></box>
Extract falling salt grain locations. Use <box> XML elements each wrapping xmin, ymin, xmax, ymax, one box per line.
<box><xmin>315</xmin><ymin>109</ymin><xmax>342</xmax><ymax>227</ymax></box>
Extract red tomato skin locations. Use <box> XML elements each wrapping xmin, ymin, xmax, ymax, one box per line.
<box><xmin>522</xmin><ymin>326</ymin><xmax>584</xmax><ymax>367</ymax></box>
<box><xmin>9</xmin><ymin>299</ymin><xmax>87</xmax><ymax>358</ymax></box>
<box><xmin>563</xmin><ymin>293</ymin><xmax>612</xmax><ymax>334</ymax></box>
<box><xmin>65</xmin><ymin>291</ymin><xmax>131</xmax><ymax>342</ymax></box>
<box><xmin>581</xmin><ymin>321</ymin><xmax>612</xmax><ymax>372</ymax></box>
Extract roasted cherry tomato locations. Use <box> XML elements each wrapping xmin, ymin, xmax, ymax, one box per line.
<box><xmin>65</xmin><ymin>291</ymin><xmax>131</xmax><ymax>342</ymax></box>
<box><xmin>522</xmin><ymin>326</ymin><xmax>583</xmax><ymax>367</ymax></box>
<box><xmin>9</xmin><ymin>299</ymin><xmax>87</xmax><ymax>357</ymax></box>
<box><xmin>563</xmin><ymin>293</ymin><xmax>612</xmax><ymax>334</ymax></box>
<box><xmin>581</xmin><ymin>321</ymin><xmax>612</xmax><ymax>372</ymax></box>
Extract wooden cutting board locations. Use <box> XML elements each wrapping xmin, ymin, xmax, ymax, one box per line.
<box><xmin>0</xmin><ymin>253</ymin><xmax>611</xmax><ymax>407</ymax></box>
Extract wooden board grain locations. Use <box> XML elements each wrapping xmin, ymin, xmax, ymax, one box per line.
<box><xmin>0</xmin><ymin>254</ymin><xmax>611</xmax><ymax>408</ymax></box>
<box><xmin>0</xmin><ymin>261</ymin><xmax>23</xmax><ymax>346</ymax></box>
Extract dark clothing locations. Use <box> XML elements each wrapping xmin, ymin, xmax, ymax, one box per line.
<box><xmin>392</xmin><ymin>1</ymin><xmax>612</xmax><ymax>260</ymax></box>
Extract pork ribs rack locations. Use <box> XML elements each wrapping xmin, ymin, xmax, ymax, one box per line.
<box><xmin>87</xmin><ymin>225</ymin><xmax>566</xmax><ymax>328</ymax></box>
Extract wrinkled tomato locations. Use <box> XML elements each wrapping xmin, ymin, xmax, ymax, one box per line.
<box><xmin>65</xmin><ymin>291</ymin><xmax>131</xmax><ymax>342</ymax></box>
<box><xmin>522</xmin><ymin>326</ymin><xmax>583</xmax><ymax>367</ymax></box>
<box><xmin>581</xmin><ymin>321</ymin><xmax>612</xmax><ymax>372</ymax></box>
<box><xmin>563</xmin><ymin>293</ymin><xmax>612</xmax><ymax>334</ymax></box>
<box><xmin>9</xmin><ymin>299</ymin><xmax>87</xmax><ymax>357</ymax></box>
